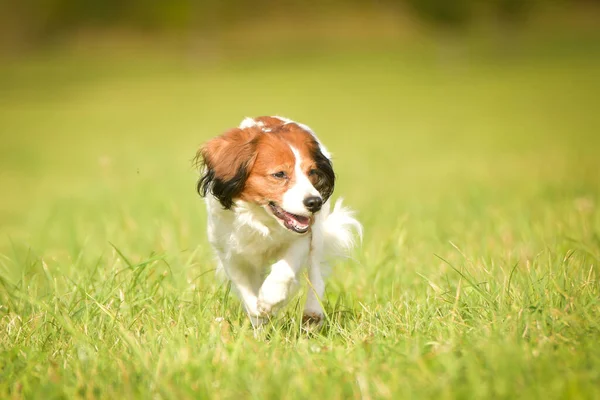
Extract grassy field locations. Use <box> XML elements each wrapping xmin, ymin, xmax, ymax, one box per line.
<box><xmin>1</xmin><ymin>37</ymin><xmax>600</xmax><ymax>399</ymax></box>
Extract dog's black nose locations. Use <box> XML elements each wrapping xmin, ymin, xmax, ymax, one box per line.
<box><xmin>303</xmin><ymin>196</ymin><xmax>323</xmax><ymax>212</ymax></box>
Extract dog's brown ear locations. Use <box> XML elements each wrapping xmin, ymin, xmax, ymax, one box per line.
<box><xmin>196</xmin><ymin>127</ymin><xmax>259</xmax><ymax>209</ymax></box>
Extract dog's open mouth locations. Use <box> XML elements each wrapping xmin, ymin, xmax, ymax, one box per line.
<box><xmin>268</xmin><ymin>202</ymin><xmax>312</xmax><ymax>234</ymax></box>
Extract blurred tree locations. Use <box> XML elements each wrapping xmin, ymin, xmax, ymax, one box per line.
<box><xmin>492</xmin><ymin>0</ymin><xmax>533</xmax><ymax>25</ymax></box>
<box><xmin>404</xmin><ymin>0</ymin><xmax>474</xmax><ymax>29</ymax></box>
<box><xmin>0</xmin><ymin>0</ymin><xmax>597</xmax><ymax>52</ymax></box>
<box><xmin>123</xmin><ymin>0</ymin><xmax>194</xmax><ymax>31</ymax></box>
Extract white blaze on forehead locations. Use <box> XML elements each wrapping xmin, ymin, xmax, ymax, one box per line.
<box><xmin>280</xmin><ymin>145</ymin><xmax>321</xmax><ymax>217</ymax></box>
<box><xmin>238</xmin><ymin>116</ymin><xmax>331</xmax><ymax>159</ymax></box>
<box><xmin>274</xmin><ymin>116</ymin><xmax>332</xmax><ymax>160</ymax></box>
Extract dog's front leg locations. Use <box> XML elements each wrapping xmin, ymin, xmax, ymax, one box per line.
<box><xmin>303</xmin><ymin>261</ymin><xmax>325</xmax><ymax>326</ymax></box>
<box><xmin>303</xmin><ymin>229</ymin><xmax>325</xmax><ymax>326</ymax></box>
<box><xmin>257</xmin><ymin>237</ymin><xmax>309</xmax><ymax>317</ymax></box>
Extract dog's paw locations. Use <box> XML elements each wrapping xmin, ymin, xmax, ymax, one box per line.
<box><xmin>257</xmin><ymin>280</ymin><xmax>290</xmax><ymax>316</ymax></box>
<box><xmin>302</xmin><ymin>312</ymin><xmax>324</xmax><ymax>331</ymax></box>
<box><xmin>248</xmin><ymin>314</ymin><xmax>268</xmax><ymax>328</ymax></box>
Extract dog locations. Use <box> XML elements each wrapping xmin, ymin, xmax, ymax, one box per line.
<box><xmin>196</xmin><ymin>116</ymin><xmax>361</xmax><ymax>327</ymax></box>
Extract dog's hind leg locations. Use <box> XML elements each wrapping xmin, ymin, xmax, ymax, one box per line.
<box><xmin>303</xmin><ymin>230</ymin><xmax>325</xmax><ymax>327</ymax></box>
<box><xmin>303</xmin><ymin>262</ymin><xmax>325</xmax><ymax>327</ymax></box>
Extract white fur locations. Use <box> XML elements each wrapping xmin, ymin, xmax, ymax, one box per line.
<box><xmin>206</xmin><ymin>196</ymin><xmax>360</xmax><ymax>326</ymax></box>
<box><xmin>280</xmin><ymin>146</ymin><xmax>321</xmax><ymax>217</ymax></box>
<box><xmin>205</xmin><ymin>117</ymin><xmax>360</xmax><ymax>327</ymax></box>
<box><xmin>239</xmin><ymin>117</ymin><xmax>262</xmax><ymax>129</ymax></box>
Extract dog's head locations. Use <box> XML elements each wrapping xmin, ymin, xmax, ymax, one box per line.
<box><xmin>197</xmin><ymin>116</ymin><xmax>334</xmax><ymax>234</ymax></box>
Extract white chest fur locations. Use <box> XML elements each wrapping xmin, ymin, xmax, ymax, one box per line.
<box><xmin>205</xmin><ymin>197</ymin><xmax>308</xmax><ymax>270</ymax></box>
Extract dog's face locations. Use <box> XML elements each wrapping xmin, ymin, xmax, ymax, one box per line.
<box><xmin>197</xmin><ymin>117</ymin><xmax>334</xmax><ymax>234</ymax></box>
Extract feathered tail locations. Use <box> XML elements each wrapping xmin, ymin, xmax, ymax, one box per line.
<box><xmin>321</xmin><ymin>198</ymin><xmax>363</xmax><ymax>259</ymax></box>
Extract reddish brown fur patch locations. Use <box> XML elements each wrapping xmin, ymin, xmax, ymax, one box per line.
<box><xmin>241</xmin><ymin>124</ymin><xmax>320</xmax><ymax>206</ymax></box>
<box><xmin>197</xmin><ymin>127</ymin><xmax>263</xmax><ymax>209</ymax></box>
<box><xmin>200</xmin><ymin>127</ymin><xmax>260</xmax><ymax>181</ymax></box>
<box><xmin>198</xmin><ymin>118</ymin><xmax>328</xmax><ymax>209</ymax></box>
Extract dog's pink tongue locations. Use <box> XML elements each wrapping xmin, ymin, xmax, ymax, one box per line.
<box><xmin>285</xmin><ymin>211</ymin><xmax>309</xmax><ymax>225</ymax></box>
<box><xmin>294</xmin><ymin>215</ymin><xmax>309</xmax><ymax>224</ymax></box>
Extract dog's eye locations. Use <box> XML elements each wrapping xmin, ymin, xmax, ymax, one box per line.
<box><xmin>308</xmin><ymin>169</ymin><xmax>318</xmax><ymax>176</ymax></box>
<box><xmin>272</xmin><ymin>171</ymin><xmax>287</xmax><ymax>179</ymax></box>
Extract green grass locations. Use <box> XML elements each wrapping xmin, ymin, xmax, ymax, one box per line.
<box><xmin>1</xmin><ymin>38</ymin><xmax>600</xmax><ymax>399</ymax></box>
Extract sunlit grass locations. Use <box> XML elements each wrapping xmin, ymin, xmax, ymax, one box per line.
<box><xmin>1</xmin><ymin>40</ymin><xmax>600</xmax><ymax>398</ymax></box>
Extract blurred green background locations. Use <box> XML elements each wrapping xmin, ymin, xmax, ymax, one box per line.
<box><xmin>0</xmin><ymin>0</ymin><xmax>577</xmax><ymax>48</ymax></box>
<box><xmin>1</xmin><ymin>1</ymin><xmax>600</xmax><ymax>399</ymax></box>
<box><xmin>1</xmin><ymin>0</ymin><xmax>599</xmax><ymax>245</ymax></box>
